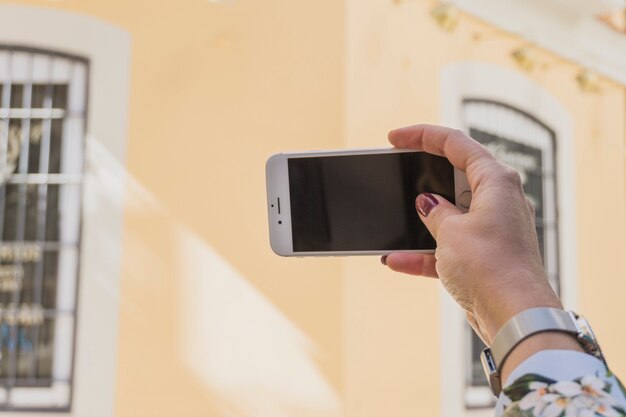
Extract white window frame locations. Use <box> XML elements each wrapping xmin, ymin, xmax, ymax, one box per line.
<box><xmin>0</xmin><ymin>46</ymin><xmax>87</xmax><ymax>411</ymax></box>
<box><xmin>439</xmin><ymin>62</ymin><xmax>576</xmax><ymax>417</ymax></box>
<box><xmin>0</xmin><ymin>5</ymin><xmax>130</xmax><ymax>417</ymax></box>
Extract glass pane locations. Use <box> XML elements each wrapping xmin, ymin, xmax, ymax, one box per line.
<box><xmin>470</xmin><ymin>331</ymin><xmax>488</xmax><ymax>386</ymax></box>
<box><xmin>49</xmin><ymin>119</ymin><xmax>63</xmax><ymax>174</ymax></box>
<box><xmin>6</xmin><ymin>118</ymin><xmax>21</xmax><ymax>175</ymax></box>
<box><xmin>52</xmin><ymin>84</ymin><xmax>68</xmax><ymax>110</ymax></box>
<box><xmin>27</xmin><ymin>119</ymin><xmax>42</xmax><ymax>174</ymax></box>
<box><xmin>3</xmin><ymin>184</ymin><xmax>22</xmax><ymax>241</ymax></box>
<box><xmin>16</xmin><ymin>323</ymin><xmax>36</xmax><ymax>379</ymax></box>
<box><xmin>36</xmin><ymin>317</ymin><xmax>55</xmax><ymax>380</ymax></box>
<box><xmin>31</xmin><ymin>85</ymin><xmax>47</xmax><ymax>109</ymax></box>
<box><xmin>471</xmin><ymin>128</ymin><xmax>547</xmax><ymax>262</ymax></box>
<box><xmin>24</xmin><ymin>185</ymin><xmax>39</xmax><ymax>241</ymax></box>
<box><xmin>41</xmin><ymin>251</ymin><xmax>59</xmax><ymax>310</ymax></box>
<box><xmin>10</xmin><ymin>84</ymin><xmax>23</xmax><ymax>108</ymax></box>
<box><xmin>0</xmin><ymin>323</ymin><xmax>15</xmax><ymax>377</ymax></box>
<box><xmin>45</xmin><ymin>185</ymin><xmax>61</xmax><ymax>242</ymax></box>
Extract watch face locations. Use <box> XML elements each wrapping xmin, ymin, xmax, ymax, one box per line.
<box><xmin>574</xmin><ymin>315</ymin><xmax>607</xmax><ymax>366</ymax></box>
<box><xmin>480</xmin><ymin>347</ymin><xmax>497</xmax><ymax>373</ymax></box>
<box><xmin>480</xmin><ymin>348</ymin><xmax>501</xmax><ymax>396</ymax></box>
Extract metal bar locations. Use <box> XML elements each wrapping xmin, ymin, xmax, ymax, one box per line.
<box><xmin>29</xmin><ymin>56</ymin><xmax>54</xmax><ymax>380</ymax></box>
<box><xmin>0</xmin><ymin>242</ymin><xmax>75</xmax><ymax>251</ymax></box>
<box><xmin>0</xmin><ymin>109</ymin><xmax>65</xmax><ymax>119</ymax></box>
<box><xmin>0</xmin><ymin>51</ymin><xmax>12</xmax><ymax>246</ymax></box>
<box><xmin>0</xmin><ymin>49</ymin><xmax>13</xmax><ymax>397</ymax></box>
<box><xmin>8</xmin><ymin>52</ymin><xmax>33</xmax><ymax>384</ymax></box>
<box><xmin>0</xmin><ymin>308</ymin><xmax>74</xmax><ymax>317</ymax></box>
<box><xmin>0</xmin><ymin>377</ymin><xmax>71</xmax><ymax>385</ymax></box>
<box><xmin>0</xmin><ymin>44</ymin><xmax>88</xmax><ymax>66</ymax></box>
<box><xmin>6</xmin><ymin>174</ymin><xmax>82</xmax><ymax>185</ymax></box>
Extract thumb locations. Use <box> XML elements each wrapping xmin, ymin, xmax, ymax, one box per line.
<box><xmin>416</xmin><ymin>193</ymin><xmax>462</xmax><ymax>240</ymax></box>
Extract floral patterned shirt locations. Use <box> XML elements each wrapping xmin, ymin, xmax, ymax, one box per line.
<box><xmin>496</xmin><ymin>350</ymin><xmax>626</xmax><ymax>417</ymax></box>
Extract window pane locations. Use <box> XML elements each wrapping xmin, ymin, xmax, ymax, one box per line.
<box><xmin>27</xmin><ymin>119</ymin><xmax>43</xmax><ymax>174</ymax></box>
<box><xmin>0</xmin><ymin>47</ymin><xmax>86</xmax><ymax>411</ymax></box>
<box><xmin>9</xmin><ymin>84</ymin><xmax>23</xmax><ymax>108</ymax></box>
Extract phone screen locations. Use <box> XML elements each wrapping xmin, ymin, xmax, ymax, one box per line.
<box><xmin>287</xmin><ymin>152</ymin><xmax>455</xmax><ymax>252</ymax></box>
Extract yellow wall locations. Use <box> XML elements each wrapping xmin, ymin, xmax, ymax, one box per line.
<box><xmin>343</xmin><ymin>2</ymin><xmax>626</xmax><ymax>416</ymax></box>
<box><xmin>9</xmin><ymin>0</ymin><xmax>346</xmax><ymax>416</ymax></box>
<box><xmin>5</xmin><ymin>1</ymin><xmax>626</xmax><ymax>416</ymax></box>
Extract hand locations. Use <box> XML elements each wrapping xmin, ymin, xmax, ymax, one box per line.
<box><xmin>382</xmin><ymin>124</ymin><xmax>563</xmax><ymax>345</ymax></box>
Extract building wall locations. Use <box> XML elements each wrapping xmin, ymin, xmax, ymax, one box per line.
<box><xmin>6</xmin><ymin>1</ymin><xmax>346</xmax><ymax>416</ymax></box>
<box><xmin>3</xmin><ymin>1</ymin><xmax>626</xmax><ymax>417</ymax></box>
<box><xmin>343</xmin><ymin>0</ymin><xmax>626</xmax><ymax>416</ymax></box>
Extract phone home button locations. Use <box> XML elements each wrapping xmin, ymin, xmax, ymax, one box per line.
<box><xmin>459</xmin><ymin>190</ymin><xmax>472</xmax><ymax>210</ymax></box>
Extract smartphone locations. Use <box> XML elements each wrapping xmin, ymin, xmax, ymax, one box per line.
<box><xmin>266</xmin><ymin>148</ymin><xmax>471</xmax><ymax>256</ymax></box>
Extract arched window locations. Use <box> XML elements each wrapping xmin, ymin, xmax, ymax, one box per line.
<box><xmin>462</xmin><ymin>99</ymin><xmax>559</xmax><ymax>407</ymax></box>
<box><xmin>440</xmin><ymin>61</ymin><xmax>575</xmax><ymax>417</ymax></box>
<box><xmin>0</xmin><ymin>5</ymin><xmax>131</xmax><ymax>415</ymax></box>
<box><xmin>0</xmin><ymin>45</ymin><xmax>87</xmax><ymax>411</ymax></box>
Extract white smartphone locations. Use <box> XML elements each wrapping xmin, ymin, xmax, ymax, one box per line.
<box><xmin>266</xmin><ymin>148</ymin><xmax>471</xmax><ymax>256</ymax></box>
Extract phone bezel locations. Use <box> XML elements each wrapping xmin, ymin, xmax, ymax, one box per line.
<box><xmin>265</xmin><ymin>148</ymin><xmax>470</xmax><ymax>256</ymax></box>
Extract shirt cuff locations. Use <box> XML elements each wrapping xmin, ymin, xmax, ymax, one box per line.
<box><xmin>494</xmin><ymin>350</ymin><xmax>611</xmax><ymax>417</ymax></box>
<box><xmin>503</xmin><ymin>349</ymin><xmax>607</xmax><ymax>388</ymax></box>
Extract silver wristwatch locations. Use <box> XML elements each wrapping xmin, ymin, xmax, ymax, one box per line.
<box><xmin>480</xmin><ymin>307</ymin><xmax>607</xmax><ymax>396</ymax></box>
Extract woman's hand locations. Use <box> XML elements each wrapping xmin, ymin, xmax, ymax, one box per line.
<box><xmin>382</xmin><ymin>124</ymin><xmax>563</xmax><ymax>345</ymax></box>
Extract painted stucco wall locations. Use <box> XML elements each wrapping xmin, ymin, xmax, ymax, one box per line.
<box><xmin>342</xmin><ymin>1</ymin><xmax>626</xmax><ymax>416</ymax></box>
<box><xmin>2</xmin><ymin>1</ymin><xmax>626</xmax><ymax>417</ymax></box>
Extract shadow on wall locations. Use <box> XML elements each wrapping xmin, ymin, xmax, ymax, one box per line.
<box><xmin>88</xmin><ymin>139</ymin><xmax>340</xmax><ymax>417</ymax></box>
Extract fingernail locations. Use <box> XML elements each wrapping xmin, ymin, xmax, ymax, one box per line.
<box><xmin>380</xmin><ymin>255</ymin><xmax>388</xmax><ymax>265</ymax></box>
<box><xmin>416</xmin><ymin>193</ymin><xmax>439</xmax><ymax>217</ymax></box>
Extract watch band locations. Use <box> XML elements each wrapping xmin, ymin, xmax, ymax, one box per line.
<box><xmin>480</xmin><ymin>307</ymin><xmax>607</xmax><ymax>397</ymax></box>
<box><xmin>491</xmin><ymin>308</ymin><xmax>578</xmax><ymax>369</ymax></box>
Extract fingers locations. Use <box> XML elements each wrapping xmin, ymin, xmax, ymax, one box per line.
<box><xmin>416</xmin><ymin>193</ymin><xmax>462</xmax><ymax>240</ymax></box>
<box><xmin>388</xmin><ymin>124</ymin><xmax>497</xmax><ymax>189</ymax></box>
<box><xmin>383</xmin><ymin>253</ymin><xmax>438</xmax><ymax>278</ymax></box>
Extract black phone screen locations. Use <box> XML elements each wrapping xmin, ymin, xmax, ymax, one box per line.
<box><xmin>287</xmin><ymin>152</ymin><xmax>455</xmax><ymax>252</ymax></box>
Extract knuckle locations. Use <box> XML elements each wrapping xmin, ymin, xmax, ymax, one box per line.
<box><xmin>451</xmin><ymin>128</ymin><xmax>466</xmax><ymax>138</ymax></box>
<box><xmin>435</xmin><ymin>214</ymin><xmax>458</xmax><ymax>240</ymax></box>
<box><xmin>499</xmin><ymin>166</ymin><xmax>523</xmax><ymax>189</ymax></box>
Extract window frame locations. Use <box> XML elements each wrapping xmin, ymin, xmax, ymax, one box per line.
<box><xmin>462</xmin><ymin>98</ymin><xmax>560</xmax><ymax>407</ymax></box>
<box><xmin>0</xmin><ymin>44</ymin><xmax>88</xmax><ymax>411</ymax></box>
<box><xmin>439</xmin><ymin>62</ymin><xmax>577</xmax><ymax>417</ymax></box>
<box><xmin>0</xmin><ymin>5</ymin><xmax>131</xmax><ymax>416</ymax></box>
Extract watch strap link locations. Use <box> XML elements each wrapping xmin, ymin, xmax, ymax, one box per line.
<box><xmin>490</xmin><ymin>308</ymin><xmax>579</xmax><ymax>370</ymax></box>
<box><xmin>480</xmin><ymin>308</ymin><xmax>606</xmax><ymax>397</ymax></box>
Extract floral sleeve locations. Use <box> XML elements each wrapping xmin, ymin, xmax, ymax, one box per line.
<box><xmin>500</xmin><ymin>370</ymin><xmax>626</xmax><ymax>417</ymax></box>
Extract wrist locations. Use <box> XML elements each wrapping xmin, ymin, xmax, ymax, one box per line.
<box><xmin>480</xmin><ymin>308</ymin><xmax>604</xmax><ymax>396</ymax></box>
<box><xmin>474</xmin><ymin>274</ymin><xmax>562</xmax><ymax>344</ymax></box>
<box><xmin>500</xmin><ymin>331</ymin><xmax>585</xmax><ymax>384</ymax></box>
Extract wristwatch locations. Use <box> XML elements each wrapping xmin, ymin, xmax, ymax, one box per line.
<box><xmin>480</xmin><ymin>307</ymin><xmax>607</xmax><ymax>396</ymax></box>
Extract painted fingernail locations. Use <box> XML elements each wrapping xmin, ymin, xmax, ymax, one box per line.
<box><xmin>416</xmin><ymin>193</ymin><xmax>439</xmax><ymax>217</ymax></box>
<box><xmin>381</xmin><ymin>255</ymin><xmax>388</xmax><ymax>265</ymax></box>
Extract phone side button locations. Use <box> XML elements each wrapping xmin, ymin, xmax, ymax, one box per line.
<box><xmin>459</xmin><ymin>190</ymin><xmax>472</xmax><ymax>210</ymax></box>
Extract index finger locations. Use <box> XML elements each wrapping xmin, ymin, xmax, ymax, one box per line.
<box><xmin>388</xmin><ymin>124</ymin><xmax>496</xmax><ymax>188</ymax></box>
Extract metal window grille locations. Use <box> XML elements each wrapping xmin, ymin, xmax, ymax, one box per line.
<box><xmin>0</xmin><ymin>46</ymin><xmax>87</xmax><ymax>411</ymax></box>
<box><xmin>461</xmin><ymin>99</ymin><xmax>559</xmax><ymax>408</ymax></box>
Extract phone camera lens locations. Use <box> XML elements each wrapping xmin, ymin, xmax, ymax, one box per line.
<box><xmin>278</xmin><ymin>220</ymin><xmax>282</xmax><ymax>224</ymax></box>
